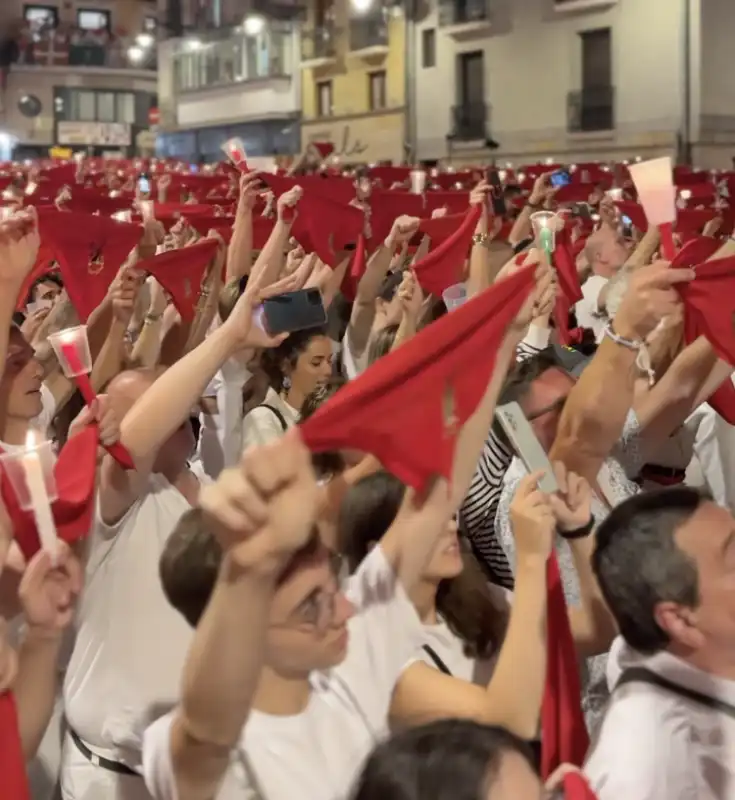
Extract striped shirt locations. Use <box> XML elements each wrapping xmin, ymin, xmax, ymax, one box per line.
<box><xmin>459</xmin><ymin>325</ymin><xmax>551</xmax><ymax>589</ymax></box>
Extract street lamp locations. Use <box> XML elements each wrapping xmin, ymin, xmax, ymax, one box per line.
<box><xmin>136</xmin><ymin>33</ymin><xmax>154</xmax><ymax>48</ymax></box>
<box><xmin>244</xmin><ymin>15</ymin><xmax>265</xmax><ymax>36</ymax></box>
<box><xmin>351</xmin><ymin>0</ymin><xmax>374</xmax><ymax>12</ymax></box>
<box><xmin>127</xmin><ymin>46</ymin><xmax>145</xmax><ymax>64</ymax></box>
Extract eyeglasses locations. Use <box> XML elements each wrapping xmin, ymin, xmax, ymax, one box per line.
<box><xmin>526</xmin><ymin>395</ymin><xmax>567</xmax><ymax>422</ymax></box>
<box><xmin>273</xmin><ymin>551</ymin><xmax>345</xmax><ymax>634</ymax></box>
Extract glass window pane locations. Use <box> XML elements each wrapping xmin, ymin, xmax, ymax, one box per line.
<box><xmin>116</xmin><ymin>93</ymin><xmax>135</xmax><ymax>124</ymax></box>
<box><xmin>77</xmin><ymin>10</ymin><xmax>110</xmax><ymax>30</ymax></box>
<box><xmin>72</xmin><ymin>90</ymin><xmax>96</xmax><ymax>121</ymax></box>
<box><xmin>97</xmin><ymin>92</ymin><xmax>115</xmax><ymax>122</ymax></box>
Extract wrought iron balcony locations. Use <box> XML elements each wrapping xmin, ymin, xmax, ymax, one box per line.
<box><xmin>439</xmin><ymin>0</ymin><xmax>491</xmax><ymax>26</ymax></box>
<box><xmin>568</xmin><ymin>86</ymin><xmax>615</xmax><ymax>133</ymax></box>
<box><xmin>301</xmin><ymin>25</ymin><xmax>338</xmax><ymax>62</ymax></box>
<box><xmin>448</xmin><ymin>102</ymin><xmax>488</xmax><ymax>141</ymax></box>
<box><xmin>349</xmin><ymin>17</ymin><xmax>388</xmax><ymax>51</ymax></box>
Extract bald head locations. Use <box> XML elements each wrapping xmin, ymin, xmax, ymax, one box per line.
<box><xmin>106</xmin><ymin>368</ymin><xmax>164</xmax><ymax>418</ymax></box>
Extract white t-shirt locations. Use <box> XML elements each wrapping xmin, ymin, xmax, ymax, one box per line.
<box><xmin>142</xmin><ymin>545</ymin><xmax>424</xmax><ymax>800</ymax></box>
<box><xmin>341</xmin><ymin>327</ymin><xmax>369</xmax><ymax>381</ymax></box>
<box><xmin>195</xmin><ymin>358</ymin><xmax>253</xmax><ymax>479</ymax></box>
<box><xmin>241</xmin><ymin>387</ymin><xmax>299</xmax><ymax>451</ymax></box>
<box><xmin>585</xmin><ymin>637</ymin><xmax>735</xmax><ymax>799</ymax></box>
<box><xmin>418</xmin><ymin>617</ymin><xmax>498</xmax><ymax>687</ymax></box>
<box><xmin>63</xmin><ymin>466</ymin><xmax>208</xmax><ymax>771</ymax></box>
<box><xmin>575</xmin><ymin>275</ymin><xmax>609</xmax><ymax>342</ymax></box>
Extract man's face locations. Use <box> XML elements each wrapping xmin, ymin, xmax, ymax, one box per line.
<box><xmin>32</xmin><ymin>280</ymin><xmax>61</xmax><ymax>307</ymax></box>
<box><xmin>519</xmin><ymin>367</ymin><xmax>576</xmax><ymax>453</ymax></box>
<box><xmin>266</xmin><ymin>548</ymin><xmax>355</xmax><ymax>676</ymax></box>
<box><xmin>0</xmin><ymin>329</ymin><xmax>44</xmax><ymax>421</ymax></box>
<box><xmin>674</xmin><ymin>501</ymin><xmax>735</xmax><ymax>657</ymax></box>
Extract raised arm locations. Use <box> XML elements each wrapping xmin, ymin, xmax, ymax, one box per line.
<box><xmin>165</xmin><ymin>432</ymin><xmax>320</xmax><ymax>800</ymax></box>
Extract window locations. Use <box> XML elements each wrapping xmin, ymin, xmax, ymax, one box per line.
<box><xmin>422</xmin><ymin>29</ymin><xmax>436</xmax><ymax>68</ymax></box>
<box><xmin>24</xmin><ymin>4</ymin><xmax>58</xmax><ymax>28</ymax></box>
<box><xmin>576</xmin><ymin>27</ymin><xmax>613</xmax><ymax>131</ymax></box>
<box><xmin>316</xmin><ymin>80</ymin><xmax>332</xmax><ymax>117</ymax></box>
<box><xmin>97</xmin><ymin>92</ymin><xmax>115</xmax><ymax>122</ymax></box>
<box><xmin>71</xmin><ymin>91</ymin><xmax>97</xmax><ymax>122</ymax></box>
<box><xmin>368</xmin><ymin>70</ymin><xmax>387</xmax><ymax>111</ymax></box>
<box><xmin>116</xmin><ymin>93</ymin><xmax>135</xmax><ymax>124</ymax></box>
<box><xmin>64</xmin><ymin>90</ymin><xmax>138</xmax><ymax>124</ymax></box>
<box><xmin>77</xmin><ymin>9</ymin><xmax>111</xmax><ymax>31</ymax></box>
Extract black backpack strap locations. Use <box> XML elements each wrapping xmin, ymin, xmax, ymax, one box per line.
<box><xmin>616</xmin><ymin>666</ymin><xmax>735</xmax><ymax>719</ymax></box>
<box><xmin>422</xmin><ymin>644</ymin><xmax>452</xmax><ymax>676</ymax></box>
<box><xmin>259</xmin><ymin>404</ymin><xmax>288</xmax><ymax>432</ymax></box>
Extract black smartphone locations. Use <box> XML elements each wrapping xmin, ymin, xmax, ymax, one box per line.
<box><xmin>259</xmin><ymin>288</ymin><xmax>327</xmax><ymax>336</ymax></box>
<box><xmin>486</xmin><ymin>168</ymin><xmax>507</xmax><ymax>216</ymax></box>
<box><xmin>550</xmin><ymin>169</ymin><xmax>571</xmax><ymax>188</ymax></box>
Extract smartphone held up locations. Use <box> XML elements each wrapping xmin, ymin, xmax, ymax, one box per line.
<box><xmin>254</xmin><ymin>288</ymin><xmax>327</xmax><ymax>337</ymax></box>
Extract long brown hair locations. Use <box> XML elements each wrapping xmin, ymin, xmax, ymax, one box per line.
<box><xmin>339</xmin><ymin>472</ymin><xmax>508</xmax><ymax>659</ymax></box>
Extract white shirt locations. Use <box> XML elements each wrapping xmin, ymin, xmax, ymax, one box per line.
<box><xmin>585</xmin><ymin>637</ymin><xmax>735</xmax><ymax>799</ymax></box>
<box><xmin>575</xmin><ymin>275</ymin><xmax>609</xmax><ymax>342</ymax></box>
<box><xmin>195</xmin><ymin>358</ymin><xmax>253</xmax><ymax>478</ymax></box>
<box><xmin>142</xmin><ymin>545</ymin><xmax>424</xmax><ymax>800</ymax></box>
<box><xmin>241</xmin><ymin>387</ymin><xmax>299</xmax><ymax>451</ymax></box>
<box><xmin>419</xmin><ymin>616</ymin><xmax>498</xmax><ymax>687</ymax></box>
<box><xmin>63</xmin><ymin>465</ymin><xmax>208</xmax><ymax>771</ymax></box>
<box><xmin>341</xmin><ymin>326</ymin><xmax>369</xmax><ymax>381</ymax></box>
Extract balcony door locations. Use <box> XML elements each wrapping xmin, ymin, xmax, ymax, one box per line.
<box><xmin>457</xmin><ymin>50</ymin><xmax>484</xmax><ymax>138</ymax></box>
<box><xmin>579</xmin><ymin>28</ymin><xmax>612</xmax><ymax>131</ymax></box>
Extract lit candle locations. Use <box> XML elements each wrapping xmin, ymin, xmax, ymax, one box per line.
<box><xmin>21</xmin><ymin>432</ymin><xmax>58</xmax><ymax>565</ymax></box>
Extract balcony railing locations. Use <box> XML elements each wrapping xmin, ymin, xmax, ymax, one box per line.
<box><xmin>173</xmin><ymin>29</ymin><xmax>293</xmax><ymax>93</ymax></box>
<box><xmin>448</xmin><ymin>102</ymin><xmax>488</xmax><ymax>141</ymax></box>
<box><xmin>439</xmin><ymin>0</ymin><xmax>490</xmax><ymax>26</ymax></box>
<box><xmin>349</xmin><ymin>18</ymin><xmax>388</xmax><ymax>51</ymax></box>
<box><xmin>9</xmin><ymin>28</ymin><xmax>156</xmax><ymax>70</ymax></box>
<box><xmin>301</xmin><ymin>25</ymin><xmax>338</xmax><ymax>62</ymax></box>
<box><xmin>567</xmin><ymin>86</ymin><xmax>615</xmax><ymax>133</ymax></box>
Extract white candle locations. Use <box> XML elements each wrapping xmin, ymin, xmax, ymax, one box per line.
<box><xmin>22</xmin><ymin>432</ymin><xmax>58</xmax><ymax>565</ymax></box>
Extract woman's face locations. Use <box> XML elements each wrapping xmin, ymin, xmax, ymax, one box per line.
<box><xmin>288</xmin><ymin>335</ymin><xmax>333</xmax><ymax>398</ymax></box>
<box><xmin>423</xmin><ymin>519</ymin><xmax>464</xmax><ymax>582</ymax></box>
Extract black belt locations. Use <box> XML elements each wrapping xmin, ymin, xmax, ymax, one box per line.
<box><xmin>69</xmin><ymin>728</ymin><xmax>140</xmax><ymax>777</ymax></box>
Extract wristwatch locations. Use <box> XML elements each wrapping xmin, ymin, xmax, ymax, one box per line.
<box><xmin>472</xmin><ymin>232</ymin><xmax>490</xmax><ymax>248</ymax></box>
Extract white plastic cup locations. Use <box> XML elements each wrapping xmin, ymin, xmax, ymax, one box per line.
<box><xmin>47</xmin><ymin>325</ymin><xmax>92</xmax><ymax>378</ymax></box>
<box><xmin>410</xmin><ymin>170</ymin><xmax>426</xmax><ymax>194</ymax></box>
<box><xmin>443</xmin><ymin>282</ymin><xmax>468</xmax><ymax>311</ymax></box>
<box><xmin>0</xmin><ymin>436</ymin><xmax>58</xmax><ymax>511</ymax></box>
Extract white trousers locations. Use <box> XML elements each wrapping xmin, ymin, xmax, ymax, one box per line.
<box><xmin>59</xmin><ymin>731</ymin><xmax>153</xmax><ymax>800</ymax></box>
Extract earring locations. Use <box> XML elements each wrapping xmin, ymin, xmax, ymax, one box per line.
<box><xmin>283</xmin><ymin>376</ymin><xmax>292</xmax><ymax>391</ymax></box>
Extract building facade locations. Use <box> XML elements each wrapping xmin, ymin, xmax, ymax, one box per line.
<box><xmin>0</xmin><ymin>0</ymin><xmax>158</xmax><ymax>159</ymax></box>
<box><xmin>411</xmin><ymin>0</ymin><xmax>735</xmax><ymax>168</ymax></box>
<box><xmin>155</xmin><ymin>0</ymin><xmax>301</xmax><ymax>163</ymax></box>
<box><xmin>300</xmin><ymin>0</ymin><xmax>406</xmax><ymax>164</ymax></box>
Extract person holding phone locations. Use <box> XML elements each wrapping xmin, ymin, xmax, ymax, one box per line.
<box><xmin>241</xmin><ymin>326</ymin><xmax>333</xmax><ymax>449</ymax></box>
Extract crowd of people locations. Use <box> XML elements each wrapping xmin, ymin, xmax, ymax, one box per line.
<box><xmin>0</xmin><ymin>145</ymin><xmax>734</xmax><ymax>800</ymax></box>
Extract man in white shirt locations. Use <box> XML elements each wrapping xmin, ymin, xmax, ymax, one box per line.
<box><xmin>586</xmin><ymin>487</ymin><xmax>735</xmax><ymax>799</ymax></box>
<box><xmin>142</xmin><ymin>428</ymin><xmax>470</xmax><ymax>800</ymax></box>
<box><xmin>60</xmin><ymin>292</ymin><xmax>285</xmax><ymax>799</ymax></box>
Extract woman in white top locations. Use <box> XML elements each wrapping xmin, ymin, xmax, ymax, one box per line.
<box><xmin>341</xmin><ymin>472</ymin><xmax>510</xmax><ymax>686</ymax></box>
<box><xmin>241</xmin><ymin>325</ymin><xmax>333</xmax><ymax>449</ymax></box>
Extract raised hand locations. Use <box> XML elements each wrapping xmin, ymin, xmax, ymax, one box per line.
<box><xmin>548</xmin><ymin>462</ymin><xmax>593</xmax><ymax>533</ymax></box>
<box><xmin>198</xmin><ymin>430</ymin><xmax>321</xmax><ymax>569</ymax></box>
<box><xmin>19</xmin><ymin>542</ymin><xmax>83</xmax><ymax>636</ymax></box>
<box><xmin>0</xmin><ymin>208</ymin><xmax>40</xmax><ymax>289</ymax></box>
<box><xmin>509</xmin><ymin>471</ymin><xmax>556</xmax><ymax>562</ymax></box>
